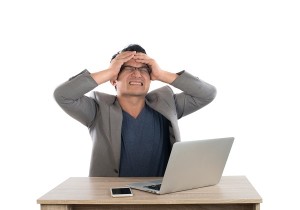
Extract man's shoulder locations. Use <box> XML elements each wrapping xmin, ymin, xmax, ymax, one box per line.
<box><xmin>146</xmin><ymin>85</ymin><xmax>174</xmax><ymax>101</ymax></box>
<box><xmin>90</xmin><ymin>91</ymin><xmax>117</xmax><ymax>105</ymax></box>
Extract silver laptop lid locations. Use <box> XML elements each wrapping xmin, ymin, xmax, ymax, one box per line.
<box><xmin>159</xmin><ymin>137</ymin><xmax>234</xmax><ymax>194</ymax></box>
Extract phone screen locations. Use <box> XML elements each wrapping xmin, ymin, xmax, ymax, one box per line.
<box><xmin>111</xmin><ymin>187</ymin><xmax>133</xmax><ymax>197</ymax></box>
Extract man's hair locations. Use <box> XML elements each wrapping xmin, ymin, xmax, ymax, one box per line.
<box><xmin>111</xmin><ymin>44</ymin><xmax>146</xmax><ymax>62</ymax></box>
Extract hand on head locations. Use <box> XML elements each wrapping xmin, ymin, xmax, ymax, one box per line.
<box><xmin>132</xmin><ymin>53</ymin><xmax>162</xmax><ymax>81</ymax></box>
<box><xmin>109</xmin><ymin>51</ymin><xmax>137</xmax><ymax>81</ymax></box>
<box><xmin>110</xmin><ymin>51</ymin><xmax>162</xmax><ymax>81</ymax></box>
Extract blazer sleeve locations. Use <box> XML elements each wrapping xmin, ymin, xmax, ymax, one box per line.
<box><xmin>53</xmin><ymin>69</ymin><xmax>99</xmax><ymax>127</ymax></box>
<box><xmin>170</xmin><ymin>70</ymin><xmax>217</xmax><ymax>119</ymax></box>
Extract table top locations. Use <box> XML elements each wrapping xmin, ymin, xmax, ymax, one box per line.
<box><xmin>37</xmin><ymin>176</ymin><xmax>262</xmax><ymax>205</ymax></box>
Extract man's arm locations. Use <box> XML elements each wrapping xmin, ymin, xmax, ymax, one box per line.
<box><xmin>171</xmin><ymin>70</ymin><xmax>217</xmax><ymax>119</ymax></box>
<box><xmin>152</xmin><ymin>70</ymin><xmax>178</xmax><ymax>84</ymax></box>
<box><xmin>53</xmin><ymin>51</ymin><xmax>137</xmax><ymax>127</ymax></box>
<box><xmin>53</xmin><ymin>70</ymin><xmax>99</xmax><ymax>127</ymax></box>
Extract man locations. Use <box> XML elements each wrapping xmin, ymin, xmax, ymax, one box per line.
<box><xmin>54</xmin><ymin>44</ymin><xmax>216</xmax><ymax>177</ymax></box>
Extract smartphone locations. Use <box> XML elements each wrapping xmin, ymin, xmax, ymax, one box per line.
<box><xmin>110</xmin><ymin>187</ymin><xmax>133</xmax><ymax>197</ymax></box>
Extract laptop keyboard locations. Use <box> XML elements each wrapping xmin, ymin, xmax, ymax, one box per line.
<box><xmin>145</xmin><ymin>184</ymin><xmax>161</xmax><ymax>191</ymax></box>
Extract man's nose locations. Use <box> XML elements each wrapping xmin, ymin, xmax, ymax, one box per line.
<box><xmin>131</xmin><ymin>69</ymin><xmax>142</xmax><ymax>77</ymax></box>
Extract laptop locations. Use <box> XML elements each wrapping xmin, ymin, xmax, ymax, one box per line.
<box><xmin>127</xmin><ymin>137</ymin><xmax>234</xmax><ymax>194</ymax></box>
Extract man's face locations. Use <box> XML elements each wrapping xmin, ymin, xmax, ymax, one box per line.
<box><xmin>113</xmin><ymin>59</ymin><xmax>151</xmax><ymax>97</ymax></box>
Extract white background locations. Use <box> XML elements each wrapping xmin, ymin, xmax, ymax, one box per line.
<box><xmin>0</xmin><ymin>0</ymin><xmax>299</xmax><ymax>209</ymax></box>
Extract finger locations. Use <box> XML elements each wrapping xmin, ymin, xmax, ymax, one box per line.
<box><xmin>133</xmin><ymin>53</ymin><xmax>148</xmax><ymax>59</ymax></box>
<box><xmin>122</xmin><ymin>53</ymin><xmax>135</xmax><ymax>62</ymax></box>
<box><xmin>134</xmin><ymin>59</ymin><xmax>152</xmax><ymax>66</ymax></box>
<box><xmin>116</xmin><ymin>51</ymin><xmax>136</xmax><ymax>59</ymax></box>
<box><xmin>134</xmin><ymin>58</ymin><xmax>147</xmax><ymax>62</ymax></box>
<box><xmin>135</xmin><ymin>52</ymin><xmax>147</xmax><ymax>55</ymax></box>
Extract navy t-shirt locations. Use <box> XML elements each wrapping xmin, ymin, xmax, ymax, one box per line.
<box><xmin>119</xmin><ymin>104</ymin><xmax>171</xmax><ymax>177</ymax></box>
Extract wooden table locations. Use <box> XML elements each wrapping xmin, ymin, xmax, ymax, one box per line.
<box><xmin>37</xmin><ymin>176</ymin><xmax>262</xmax><ymax>210</ymax></box>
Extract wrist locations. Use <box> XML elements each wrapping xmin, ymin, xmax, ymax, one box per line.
<box><xmin>91</xmin><ymin>69</ymin><xmax>116</xmax><ymax>85</ymax></box>
<box><xmin>156</xmin><ymin>70</ymin><xmax>178</xmax><ymax>84</ymax></box>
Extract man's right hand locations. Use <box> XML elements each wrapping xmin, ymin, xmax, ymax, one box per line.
<box><xmin>109</xmin><ymin>51</ymin><xmax>136</xmax><ymax>80</ymax></box>
<box><xmin>91</xmin><ymin>51</ymin><xmax>136</xmax><ymax>85</ymax></box>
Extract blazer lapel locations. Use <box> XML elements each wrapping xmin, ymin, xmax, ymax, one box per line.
<box><xmin>109</xmin><ymin>100</ymin><xmax>123</xmax><ymax>171</ymax></box>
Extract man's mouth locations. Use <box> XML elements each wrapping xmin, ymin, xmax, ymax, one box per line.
<box><xmin>129</xmin><ymin>81</ymin><xmax>143</xmax><ymax>86</ymax></box>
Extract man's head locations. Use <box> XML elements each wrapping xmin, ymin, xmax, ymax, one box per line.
<box><xmin>110</xmin><ymin>44</ymin><xmax>151</xmax><ymax>98</ymax></box>
<box><xmin>111</xmin><ymin>44</ymin><xmax>147</xmax><ymax>61</ymax></box>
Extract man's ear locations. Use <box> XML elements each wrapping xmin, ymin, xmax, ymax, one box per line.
<box><xmin>110</xmin><ymin>79</ymin><xmax>117</xmax><ymax>89</ymax></box>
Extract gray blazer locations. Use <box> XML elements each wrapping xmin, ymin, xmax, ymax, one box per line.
<box><xmin>54</xmin><ymin>70</ymin><xmax>216</xmax><ymax>177</ymax></box>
